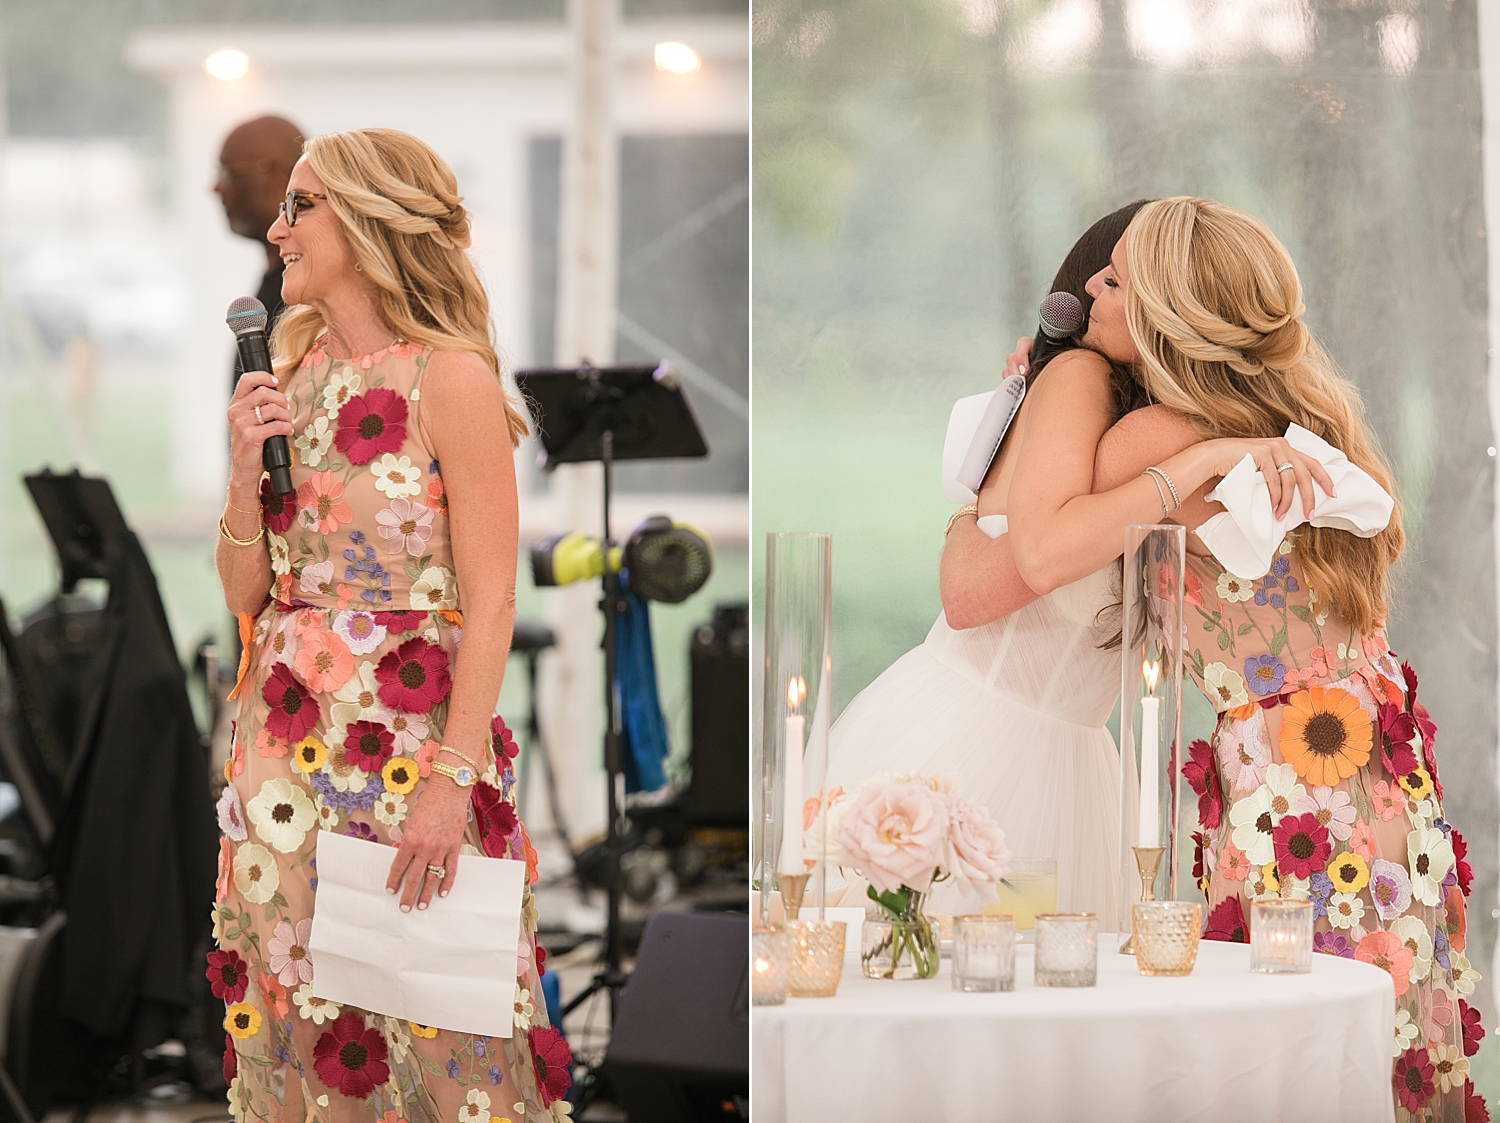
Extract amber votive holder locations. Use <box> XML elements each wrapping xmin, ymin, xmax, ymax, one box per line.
<box><xmin>753</xmin><ymin>924</ymin><xmax>790</xmax><ymax>1005</ymax></box>
<box><xmin>1250</xmin><ymin>898</ymin><xmax>1314</xmax><ymax>974</ymax></box>
<box><xmin>1131</xmin><ymin>901</ymin><xmax>1203</xmax><ymax>976</ymax></box>
<box><xmin>787</xmin><ymin>919</ymin><xmax>847</xmax><ymax>997</ymax></box>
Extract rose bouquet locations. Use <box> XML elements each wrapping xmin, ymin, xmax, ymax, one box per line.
<box><xmin>830</xmin><ymin>774</ymin><xmax>1010</xmax><ymax>979</ymax></box>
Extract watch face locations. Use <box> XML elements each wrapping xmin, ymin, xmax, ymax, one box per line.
<box><xmin>455</xmin><ymin>767</ymin><xmax>475</xmax><ymax>786</ymax></box>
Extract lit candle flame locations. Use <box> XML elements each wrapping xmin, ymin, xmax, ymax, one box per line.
<box><xmin>1143</xmin><ymin>659</ymin><xmax>1161</xmax><ymax>695</ymax></box>
<box><xmin>787</xmin><ymin>675</ymin><xmax>807</xmax><ymax>712</ymax></box>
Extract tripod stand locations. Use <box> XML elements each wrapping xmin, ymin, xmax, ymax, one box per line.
<box><xmin>515</xmin><ymin>362</ymin><xmax>707</xmax><ymax>1106</ymax></box>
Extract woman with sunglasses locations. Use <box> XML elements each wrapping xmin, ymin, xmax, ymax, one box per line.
<box><xmin>215</xmin><ymin>129</ymin><xmax>566</xmax><ymax>1119</ymax></box>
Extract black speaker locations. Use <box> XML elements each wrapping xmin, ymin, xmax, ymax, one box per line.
<box><xmin>687</xmin><ymin>604</ymin><xmax>748</xmax><ymax>826</ymax></box>
<box><xmin>603</xmin><ymin>912</ymin><xmax>747</xmax><ymax>1122</ymax></box>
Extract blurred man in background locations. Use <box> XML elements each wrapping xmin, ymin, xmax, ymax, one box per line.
<box><xmin>213</xmin><ymin>114</ymin><xmax>304</xmax><ymax>395</ymax></box>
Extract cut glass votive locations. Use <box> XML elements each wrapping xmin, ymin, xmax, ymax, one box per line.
<box><xmin>1251</xmin><ymin>898</ymin><xmax>1314</xmax><ymax>974</ymax></box>
<box><xmin>1132</xmin><ymin>901</ymin><xmax>1203</xmax><ymax>976</ymax></box>
<box><xmin>1034</xmin><ymin>912</ymin><xmax>1098</xmax><ymax>987</ymax></box>
<box><xmin>953</xmin><ymin>914</ymin><xmax>1016</xmax><ymax>992</ymax></box>
<box><xmin>987</xmin><ymin>857</ymin><xmax>1058</xmax><ymax>943</ymax></box>
<box><xmin>786</xmin><ymin>920</ymin><xmax>846</xmax><ymax>998</ymax></box>
<box><xmin>752</xmin><ymin>925</ymin><xmax>790</xmax><ymax>1005</ymax></box>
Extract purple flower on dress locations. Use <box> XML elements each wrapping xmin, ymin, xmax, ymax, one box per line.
<box><xmin>1313</xmin><ymin>930</ymin><xmax>1355</xmax><ymax>958</ymax></box>
<box><xmin>349</xmin><ymin>530</ymin><xmax>366</xmax><ymax>545</ymax></box>
<box><xmin>1271</xmin><ymin>556</ymin><xmax>1290</xmax><ymax>580</ymax></box>
<box><xmin>274</xmin><ymin>1043</ymin><xmax>290</xmax><ymax>1063</ymax></box>
<box><xmin>475</xmin><ymin>1038</ymin><xmax>487</xmax><ymax>1057</ymax></box>
<box><xmin>307</xmin><ymin>769</ymin><xmax>384</xmax><ymax>813</ymax></box>
<box><xmin>1284</xmin><ymin>576</ymin><xmax>1300</xmax><ymax>593</ymax></box>
<box><xmin>216</xmin><ymin>784</ymin><xmax>247</xmax><ymax>841</ymax></box>
<box><xmin>343</xmin><ymin>820</ymin><xmax>378</xmax><ymax>842</ymax></box>
<box><xmin>1369</xmin><ymin>858</ymin><xmax>1414</xmax><ymax>921</ymax></box>
<box><xmin>446</xmin><ymin>1058</ymin><xmax>460</xmax><ymax>1079</ymax></box>
<box><xmin>1244</xmin><ymin>654</ymin><xmax>1287</xmax><ymax>697</ymax></box>
<box><xmin>429</xmin><ymin>459</ymin><xmax>440</xmax><ymax>476</ymax></box>
<box><xmin>1308</xmin><ymin>871</ymin><xmax>1334</xmax><ymax>919</ymax></box>
<box><xmin>309</xmin><ymin>856</ymin><xmax>318</xmax><ymax>894</ymax></box>
<box><xmin>488</xmin><ymin>1064</ymin><xmax>503</xmax><ymax>1085</ymax></box>
<box><xmin>1434</xmin><ymin>922</ymin><xmax>1452</xmax><ymax>971</ymax></box>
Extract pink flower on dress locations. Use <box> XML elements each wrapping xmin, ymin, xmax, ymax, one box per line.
<box><xmin>216</xmin><ymin>784</ymin><xmax>247</xmax><ymax>839</ymax></box>
<box><xmin>943</xmin><ymin>796</ymin><xmax>1010</xmax><ymax>894</ymax></box>
<box><xmin>296</xmin><ymin>471</ymin><xmax>353</xmax><ymax>535</ymax></box>
<box><xmin>1293</xmin><ymin>786</ymin><xmax>1356</xmax><ymax>842</ymax></box>
<box><xmin>1349</xmin><ymin>819</ymin><xmax>1376</xmax><ymax>861</ymax></box>
<box><xmin>267</xmin><ymin>918</ymin><xmax>315</xmax><ymax>986</ymax></box>
<box><xmin>216</xmin><ymin>838</ymin><xmax>232</xmax><ymax>902</ymax></box>
<box><xmin>333</xmin><ymin>610</ymin><xmax>386</xmax><ymax>657</ymax></box>
<box><xmin>1308</xmin><ymin>645</ymin><xmax>1334</xmax><ymax>678</ymax></box>
<box><xmin>1356</xmin><ymin>930</ymin><xmax>1416</xmax><ymax>996</ymax></box>
<box><xmin>1372</xmin><ymin>780</ymin><xmax>1404</xmax><ymax>822</ymax></box>
<box><xmin>836</xmin><ymin>780</ymin><xmax>949</xmax><ymax>894</ymax></box>
<box><xmin>1218</xmin><ymin>842</ymin><xmax>1250</xmax><ymax>881</ymax></box>
<box><xmin>294</xmin><ymin>626</ymin><xmax>355</xmax><ymax>694</ymax></box>
<box><xmin>300</xmin><ymin>560</ymin><xmax>336</xmax><ymax>598</ymax></box>
<box><xmin>260</xmin><ymin>613</ymin><xmax>299</xmax><ymax>670</ymax></box>
<box><xmin>1285</xmin><ymin>665</ymin><xmax>1320</xmax><ymax>691</ymax></box>
<box><xmin>415</xmin><ymin>739</ymin><xmax>441</xmax><ymax>777</ymax></box>
<box><xmin>374</xmin><ymin>497</ymin><xmax>434</xmax><ymax>556</ymax></box>
<box><xmin>375</xmin><ymin>638</ymin><xmax>452</xmax><ymax>713</ymax></box>
<box><xmin>334</xmin><ymin>388</ymin><xmax>408</xmax><ymax>465</ymax></box>
<box><xmin>386</xmin><ymin>710</ymin><xmax>428</xmax><ymax>756</ymax></box>
<box><xmin>425</xmin><ymin>477</ymin><xmax>448</xmax><ymax>516</ymax></box>
<box><xmin>259</xmin><ymin>970</ymin><xmax>291</xmax><ymax>1018</ymax></box>
<box><xmin>1426</xmin><ymin>987</ymin><xmax>1456</xmax><ymax>1043</ymax></box>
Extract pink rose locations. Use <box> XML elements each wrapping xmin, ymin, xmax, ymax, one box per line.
<box><xmin>945</xmin><ymin>796</ymin><xmax>1010</xmax><ymax>893</ymax></box>
<box><xmin>836</xmin><ymin>781</ymin><xmax>947</xmax><ymax>894</ymax></box>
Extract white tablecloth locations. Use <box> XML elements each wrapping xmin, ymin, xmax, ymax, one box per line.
<box><xmin>753</xmin><ymin>936</ymin><xmax>1395</xmax><ymax>1123</ymax></box>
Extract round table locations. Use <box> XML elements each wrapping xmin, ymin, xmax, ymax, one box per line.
<box><xmin>753</xmin><ymin>936</ymin><xmax>1395</xmax><ymax>1122</ymax></box>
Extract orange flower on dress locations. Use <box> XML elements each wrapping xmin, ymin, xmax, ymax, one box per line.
<box><xmin>1355</xmin><ymin>929</ymin><xmax>1415</xmax><ymax>997</ymax></box>
<box><xmin>216</xmin><ymin>838</ymin><xmax>232</xmax><ymax>902</ymax></box>
<box><xmin>1308</xmin><ymin>645</ymin><xmax>1333</xmax><ymax>678</ymax></box>
<box><xmin>259</xmin><ymin>970</ymin><xmax>290</xmax><ymax>1018</ymax></box>
<box><xmin>255</xmin><ymin>728</ymin><xmax>290</xmax><ymax>759</ymax></box>
<box><xmin>1284</xmin><ymin>666</ymin><xmax>1320</xmax><ymax>691</ymax></box>
<box><xmin>1218</xmin><ymin>843</ymin><xmax>1251</xmax><ymax>882</ymax></box>
<box><xmin>1278</xmin><ymin>687</ymin><xmax>1372</xmax><ymax>788</ymax></box>
<box><xmin>1371</xmin><ymin>780</ymin><xmax>1403</xmax><ymax>822</ymax></box>
<box><xmin>295</xmin><ymin>627</ymin><xmax>355</xmax><ymax>694</ymax></box>
<box><xmin>296</xmin><ymin>470</ymin><xmax>354</xmax><ymax>535</ymax></box>
<box><xmin>1447</xmin><ymin>885</ymin><xmax>1467</xmax><ymax>955</ymax></box>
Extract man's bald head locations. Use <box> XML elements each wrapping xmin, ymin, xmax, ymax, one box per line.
<box><xmin>215</xmin><ymin>115</ymin><xmax>306</xmax><ymax>248</ymax></box>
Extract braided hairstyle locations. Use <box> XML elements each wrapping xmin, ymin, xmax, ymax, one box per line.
<box><xmin>270</xmin><ymin>128</ymin><xmax>528</xmax><ymax>445</ymax></box>
<box><xmin>1123</xmin><ymin>197</ymin><xmax>1403</xmax><ymax>635</ymax></box>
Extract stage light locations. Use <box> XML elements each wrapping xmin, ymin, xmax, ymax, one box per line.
<box><xmin>205</xmin><ymin>49</ymin><xmax>249</xmax><ymax>81</ymax></box>
<box><xmin>654</xmin><ymin>42</ymin><xmax>702</xmax><ymax>75</ymax></box>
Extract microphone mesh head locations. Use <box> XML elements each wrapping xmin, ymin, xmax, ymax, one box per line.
<box><xmin>226</xmin><ymin>296</ymin><xmax>269</xmax><ymax>335</ymax></box>
<box><xmin>1038</xmin><ymin>291</ymin><xmax>1084</xmax><ymax>339</ymax></box>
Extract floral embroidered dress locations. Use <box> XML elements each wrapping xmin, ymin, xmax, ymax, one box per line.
<box><xmin>212</xmin><ymin>341</ymin><xmax>572</xmax><ymax>1122</ymax></box>
<box><xmin>1181</xmin><ymin>541</ymin><xmax>1485</xmax><ymax>1122</ymax></box>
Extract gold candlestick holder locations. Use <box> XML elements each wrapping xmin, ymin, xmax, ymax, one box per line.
<box><xmin>777</xmin><ymin>872</ymin><xmax>811</xmax><ymax>920</ymax></box>
<box><xmin>1119</xmin><ymin>845</ymin><xmax>1165</xmax><ymax>955</ymax></box>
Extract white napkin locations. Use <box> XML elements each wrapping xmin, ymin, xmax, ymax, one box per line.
<box><xmin>1196</xmin><ymin>423</ymin><xmax>1394</xmax><ymax>580</ymax></box>
<box><xmin>941</xmin><ymin>376</ymin><xmax>1027</xmax><ymax>504</ymax></box>
<box><xmin>307</xmin><ymin>830</ymin><xmax>527</xmax><ymax>1038</ymax></box>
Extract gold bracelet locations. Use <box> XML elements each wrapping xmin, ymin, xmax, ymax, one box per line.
<box><xmin>225</xmin><ymin>490</ymin><xmax>259</xmax><ymax>516</ymax></box>
<box><xmin>430</xmin><ymin>760</ymin><xmax>477</xmax><ymax>787</ymax></box>
<box><xmin>436</xmin><ymin>744</ymin><xmax>482</xmax><ymax>773</ymax></box>
<box><xmin>219</xmin><ymin>513</ymin><xmax>265</xmax><ymax>548</ymax></box>
<box><xmin>945</xmin><ymin>504</ymin><xmax>979</xmax><ymax>537</ymax></box>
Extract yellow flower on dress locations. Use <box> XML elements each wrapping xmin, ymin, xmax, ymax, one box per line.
<box><xmin>1397</xmin><ymin>766</ymin><xmax>1434</xmax><ymax>801</ymax></box>
<box><xmin>1251</xmin><ymin>862</ymin><xmax>1280</xmax><ymax>899</ymax></box>
<box><xmin>382</xmin><ymin>757</ymin><xmax>419</xmax><ymax>794</ymax></box>
<box><xmin>1278</xmin><ymin>687</ymin><xmax>1372</xmax><ymax>788</ymax></box>
<box><xmin>1327</xmin><ymin>852</ymin><xmax>1369</xmax><ymax>896</ymax></box>
<box><xmin>293</xmin><ymin>736</ymin><xmax>326</xmax><ymax>773</ymax></box>
<box><xmin>223</xmin><ymin>1001</ymin><xmax>261</xmax><ymax>1039</ymax></box>
<box><xmin>408</xmin><ymin>1021</ymin><xmax>438</xmax><ymax>1038</ymax></box>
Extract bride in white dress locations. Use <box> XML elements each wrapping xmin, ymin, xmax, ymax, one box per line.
<box><xmin>824</xmin><ymin>204</ymin><xmax>1154</xmax><ymax>926</ymax></box>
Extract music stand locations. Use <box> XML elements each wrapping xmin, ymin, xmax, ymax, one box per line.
<box><xmin>514</xmin><ymin>361</ymin><xmax>708</xmax><ymax>1100</ymax></box>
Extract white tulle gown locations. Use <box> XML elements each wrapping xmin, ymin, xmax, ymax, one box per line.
<box><xmin>825</xmin><ymin>516</ymin><xmax>1123</xmax><ymax>929</ymax></box>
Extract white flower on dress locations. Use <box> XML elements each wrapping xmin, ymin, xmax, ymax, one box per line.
<box><xmin>1406</xmin><ymin>824</ymin><xmax>1455</xmax><ymax>907</ymax></box>
<box><xmin>410</xmin><ymin>565</ymin><xmax>458</xmax><ymax>612</ymax></box>
<box><xmin>1219</xmin><ymin>723</ymin><xmax>1270</xmax><ymax>795</ymax></box>
<box><xmin>1203</xmin><ymin>662</ymin><xmax>1250</xmax><ymax>711</ymax></box>
<box><xmin>216</xmin><ymin>784</ymin><xmax>247</xmax><ymax>841</ymax></box>
<box><xmin>1279</xmin><ymin>873</ymin><xmax>1310</xmax><ymax>901</ymax></box>
<box><xmin>232</xmin><ymin>843</ymin><xmax>279</xmax><ymax>904</ymax></box>
<box><xmin>371</xmin><ymin>453</ymin><xmax>422</xmax><ymax>499</ymax></box>
<box><xmin>387</xmin><ymin>710</ymin><xmax>428</xmax><ymax>756</ymax></box>
<box><xmin>1430</xmin><ymin>1042</ymin><xmax>1470</xmax><ymax>1095</ymax></box>
<box><xmin>268</xmin><ymin>531</ymin><xmax>291</xmax><ymax>576</ymax></box>
<box><xmin>375</xmin><ymin>497</ymin><xmax>435</xmax><ymax>556</ymax></box>
<box><xmin>293</xmin><ymin>983</ymin><xmax>340</xmax><ymax>1024</ymax></box>
<box><xmin>1216</xmin><ymin>572</ymin><xmax>1254</xmax><ymax>603</ymax></box>
<box><xmin>333</xmin><ymin>609</ymin><xmax>387</xmax><ymax>656</ymax></box>
<box><xmin>1228</xmin><ymin>765</ymin><xmax>1303</xmax><ymax>866</ymax></box>
<box><xmin>457</xmin><ymin>1090</ymin><xmax>491</xmax><ymax>1123</ymax></box>
<box><xmin>267</xmin><ymin>917</ymin><xmax>315</xmax><ymax>985</ymax></box>
<box><xmin>246</xmin><ymin>778</ymin><xmax>317</xmax><ymax>853</ymax></box>
<box><xmin>1452</xmin><ymin>954</ymin><xmax>1479</xmax><ymax>996</ymax></box>
<box><xmin>384</xmin><ymin>1016</ymin><xmax>411</xmax><ymax>1062</ymax></box>
<box><xmin>513</xmin><ymin>987</ymin><xmax>536</xmax><ymax>1031</ymax></box>
<box><xmin>260</xmin><ymin>612</ymin><xmax>299</xmax><ymax>669</ymax></box>
<box><xmin>295</xmin><ymin>415</ymin><xmax>334</xmax><ymax>468</ymax></box>
<box><xmin>374</xmin><ymin>791</ymin><xmax>407</xmax><ymax>827</ymax></box>
<box><xmin>1326</xmin><ymin>892</ymin><xmax>1365</xmax><ymax>930</ymax></box>
<box><xmin>1293</xmin><ymin>786</ymin><xmax>1356</xmax><ymax>842</ymax></box>
<box><xmin>300</xmin><ymin>559</ymin><xmax>336</xmax><ymax>598</ymax></box>
<box><xmin>315</xmin><ymin>799</ymin><xmax>341</xmax><ymax>831</ymax></box>
<box><xmin>1392</xmin><ymin>1008</ymin><xmax>1419</xmax><ymax>1057</ymax></box>
<box><xmin>1408</xmin><ymin>798</ymin><xmax>1437</xmax><ymax>829</ymax></box>
<box><xmin>1389</xmin><ymin>915</ymin><xmax>1433</xmax><ymax>983</ymax></box>
<box><xmin>322</xmin><ymin>738</ymin><xmax>369</xmax><ymax>793</ymax></box>
<box><xmin>330</xmin><ymin>662</ymin><xmax>393</xmax><ymax>729</ymax></box>
<box><xmin>321</xmin><ymin>368</ymin><xmax>362</xmax><ymax>418</ymax></box>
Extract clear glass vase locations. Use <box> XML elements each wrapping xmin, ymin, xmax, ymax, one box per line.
<box><xmin>860</xmin><ymin>892</ymin><xmax>940</xmax><ymax>980</ymax></box>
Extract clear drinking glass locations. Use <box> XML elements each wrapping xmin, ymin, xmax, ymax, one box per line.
<box><xmin>953</xmin><ymin>914</ymin><xmax>1016</xmax><ymax>992</ymax></box>
<box><xmin>1034</xmin><ymin>912</ymin><xmax>1098</xmax><ymax>987</ymax></box>
<box><xmin>986</xmin><ymin>857</ymin><xmax>1058</xmax><ymax>943</ymax></box>
<box><xmin>1251</xmin><ymin>899</ymin><xmax>1314</xmax><ymax>974</ymax></box>
<box><xmin>752</xmin><ymin>925</ymin><xmax>790</xmax><ymax>1005</ymax></box>
<box><xmin>1131</xmin><ymin>901</ymin><xmax>1203</xmax><ymax>977</ymax></box>
<box><xmin>786</xmin><ymin>919</ymin><xmax>846</xmax><ymax>997</ymax></box>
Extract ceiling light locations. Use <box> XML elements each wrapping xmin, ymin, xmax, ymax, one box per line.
<box><xmin>654</xmin><ymin>42</ymin><xmax>701</xmax><ymax>75</ymax></box>
<box><xmin>205</xmin><ymin>49</ymin><xmax>249</xmax><ymax>81</ymax></box>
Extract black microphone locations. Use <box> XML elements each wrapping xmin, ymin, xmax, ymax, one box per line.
<box><xmin>226</xmin><ymin>296</ymin><xmax>294</xmax><ymax>497</ymax></box>
<box><xmin>1028</xmin><ymin>290</ymin><xmax>1086</xmax><ymax>374</ymax></box>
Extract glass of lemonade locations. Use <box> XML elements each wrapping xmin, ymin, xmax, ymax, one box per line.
<box><xmin>985</xmin><ymin>857</ymin><xmax>1059</xmax><ymax>942</ymax></box>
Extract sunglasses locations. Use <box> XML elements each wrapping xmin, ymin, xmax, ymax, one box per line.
<box><xmin>278</xmin><ymin>190</ymin><xmax>327</xmax><ymax>227</ymax></box>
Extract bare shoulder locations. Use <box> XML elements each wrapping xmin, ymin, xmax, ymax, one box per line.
<box><xmin>1105</xmin><ymin>404</ymin><xmax>1200</xmax><ymax>448</ymax></box>
<box><xmin>1027</xmin><ymin>348</ymin><xmax>1114</xmax><ymax>410</ymax></box>
<box><xmin>419</xmin><ymin>349</ymin><xmax>504</xmax><ymax>408</ymax></box>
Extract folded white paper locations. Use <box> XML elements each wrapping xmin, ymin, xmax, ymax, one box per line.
<box><xmin>1196</xmin><ymin>423</ymin><xmax>1394</xmax><ymax>580</ymax></box>
<box><xmin>941</xmin><ymin>376</ymin><xmax>1026</xmax><ymax>504</ymax></box>
<box><xmin>308</xmin><ymin>830</ymin><xmax>526</xmax><ymax>1039</ymax></box>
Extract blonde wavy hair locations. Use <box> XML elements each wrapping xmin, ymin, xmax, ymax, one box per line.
<box><xmin>1124</xmin><ymin>197</ymin><xmax>1403</xmax><ymax>635</ymax></box>
<box><xmin>270</xmin><ymin>127</ymin><xmax>528</xmax><ymax>445</ymax></box>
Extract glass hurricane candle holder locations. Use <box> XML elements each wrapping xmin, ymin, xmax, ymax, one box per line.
<box><xmin>1131</xmin><ymin>901</ymin><xmax>1203</xmax><ymax>977</ymax></box>
<box><xmin>1251</xmin><ymin>899</ymin><xmax>1314</xmax><ymax>974</ymax></box>
<box><xmin>786</xmin><ymin>919</ymin><xmax>846</xmax><ymax>998</ymax></box>
<box><xmin>953</xmin><ymin>915</ymin><xmax>1016</xmax><ymax>992</ymax></box>
<box><xmin>1034</xmin><ymin>913</ymin><xmax>1098</xmax><ymax>988</ymax></box>
<box><xmin>752</xmin><ymin>925</ymin><xmax>790</xmax><ymax>1005</ymax></box>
